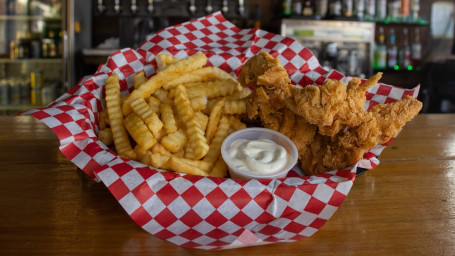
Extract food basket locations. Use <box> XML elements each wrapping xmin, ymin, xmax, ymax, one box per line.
<box><xmin>23</xmin><ymin>12</ymin><xmax>420</xmax><ymax>250</ymax></box>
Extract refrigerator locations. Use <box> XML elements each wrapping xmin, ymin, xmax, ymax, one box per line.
<box><xmin>281</xmin><ymin>19</ymin><xmax>375</xmax><ymax>78</ymax></box>
<box><xmin>0</xmin><ymin>0</ymin><xmax>81</xmax><ymax>114</ymax></box>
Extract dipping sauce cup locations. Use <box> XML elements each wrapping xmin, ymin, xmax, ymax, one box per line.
<box><xmin>221</xmin><ymin>128</ymin><xmax>298</xmax><ymax>180</ymax></box>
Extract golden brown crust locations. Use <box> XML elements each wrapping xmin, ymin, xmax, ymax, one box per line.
<box><xmin>241</xmin><ymin>51</ymin><xmax>422</xmax><ymax>175</ymax></box>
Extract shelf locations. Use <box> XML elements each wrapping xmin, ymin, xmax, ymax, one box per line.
<box><xmin>0</xmin><ymin>15</ymin><xmax>62</xmax><ymax>22</ymax></box>
<box><xmin>0</xmin><ymin>58</ymin><xmax>63</xmax><ymax>64</ymax></box>
<box><xmin>375</xmin><ymin>19</ymin><xmax>430</xmax><ymax>26</ymax></box>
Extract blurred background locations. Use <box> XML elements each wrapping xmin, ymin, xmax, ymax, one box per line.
<box><xmin>0</xmin><ymin>0</ymin><xmax>454</xmax><ymax>114</ymax></box>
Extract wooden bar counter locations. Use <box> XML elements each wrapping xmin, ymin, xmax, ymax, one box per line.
<box><xmin>1</xmin><ymin>114</ymin><xmax>454</xmax><ymax>255</ymax></box>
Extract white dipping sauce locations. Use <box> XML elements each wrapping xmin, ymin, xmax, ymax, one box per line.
<box><xmin>226</xmin><ymin>139</ymin><xmax>290</xmax><ymax>174</ymax></box>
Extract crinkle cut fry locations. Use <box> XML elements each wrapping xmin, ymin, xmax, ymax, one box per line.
<box><xmin>104</xmin><ymin>73</ymin><xmax>136</xmax><ymax>160</ymax></box>
<box><xmin>122</xmin><ymin>52</ymin><xmax>207</xmax><ymax>115</ymax></box>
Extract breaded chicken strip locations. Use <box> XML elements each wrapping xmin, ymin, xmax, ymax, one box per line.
<box><xmin>240</xmin><ymin>51</ymin><xmax>422</xmax><ymax>176</ymax></box>
<box><xmin>301</xmin><ymin>96</ymin><xmax>422</xmax><ymax>175</ymax></box>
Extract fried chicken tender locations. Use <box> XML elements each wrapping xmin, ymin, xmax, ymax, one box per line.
<box><xmin>302</xmin><ymin>96</ymin><xmax>422</xmax><ymax>175</ymax></box>
<box><xmin>240</xmin><ymin>51</ymin><xmax>422</xmax><ymax>176</ymax></box>
<box><xmin>288</xmin><ymin>73</ymin><xmax>382</xmax><ymax>137</ymax></box>
<box><xmin>238</xmin><ymin>51</ymin><xmax>291</xmax><ymax>91</ymax></box>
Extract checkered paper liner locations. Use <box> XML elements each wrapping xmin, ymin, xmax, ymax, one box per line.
<box><xmin>23</xmin><ymin>12</ymin><xmax>420</xmax><ymax>250</ymax></box>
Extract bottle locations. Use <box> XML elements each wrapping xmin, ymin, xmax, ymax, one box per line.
<box><xmin>411</xmin><ymin>28</ymin><xmax>421</xmax><ymax>68</ymax></box>
<box><xmin>48</xmin><ymin>31</ymin><xmax>57</xmax><ymax>58</ymax></box>
<box><xmin>343</xmin><ymin>0</ymin><xmax>353</xmax><ymax>17</ymax></box>
<box><xmin>15</xmin><ymin>32</ymin><xmax>24</xmax><ymax>59</ymax></box>
<box><xmin>315</xmin><ymin>0</ymin><xmax>328</xmax><ymax>18</ymax></box>
<box><xmin>374</xmin><ymin>27</ymin><xmax>387</xmax><ymax>70</ymax></box>
<box><xmin>398</xmin><ymin>28</ymin><xmax>411</xmax><ymax>69</ymax></box>
<box><xmin>9</xmin><ymin>40</ymin><xmax>15</xmax><ymax>59</ymax></box>
<box><xmin>329</xmin><ymin>0</ymin><xmax>342</xmax><ymax>17</ymax></box>
<box><xmin>354</xmin><ymin>0</ymin><xmax>365</xmax><ymax>19</ymax></box>
<box><xmin>282</xmin><ymin>0</ymin><xmax>292</xmax><ymax>16</ymax></box>
<box><xmin>410</xmin><ymin>0</ymin><xmax>419</xmax><ymax>22</ymax></box>
<box><xmin>375</xmin><ymin>0</ymin><xmax>386</xmax><ymax>21</ymax></box>
<box><xmin>365</xmin><ymin>0</ymin><xmax>375</xmax><ymax>21</ymax></box>
<box><xmin>303</xmin><ymin>0</ymin><xmax>314</xmax><ymax>16</ymax></box>
<box><xmin>387</xmin><ymin>28</ymin><xmax>398</xmax><ymax>69</ymax></box>
<box><xmin>401</xmin><ymin>0</ymin><xmax>410</xmax><ymax>21</ymax></box>
<box><xmin>292</xmin><ymin>0</ymin><xmax>303</xmax><ymax>16</ymax></box>
<box><xmin>388</xmin><ymin>0</ymin><xmax>400</xmax><ymax>21</ymax></box>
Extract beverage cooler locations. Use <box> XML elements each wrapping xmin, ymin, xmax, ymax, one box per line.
<box><xmin>280</xmin><ymin>19</ymin><xmax>375</xmax><ymax>78</ymax></box>
<box><xmin>0</xmin><ymin>0</ymin><xmax>78</xmax><ymax>114</ymax></box>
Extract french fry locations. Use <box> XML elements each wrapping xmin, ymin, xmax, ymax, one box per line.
<box><xmin>151</xmin><ymin>143</ymin><xmax>172</xmax><ymax>156</ymax></box>
<box><xmin>147</xmin><ymin>96</ymin><xmax>161</xmax><ymax>113</ymax></box>
<box><xmin>156</xmin><ymin>53</ymin><xmax>179</xmax><ymax>71</ymax></box>
<box><xmin>184</xmin><ymin>142</ymin><xmax>195</xmax><ymax>159</ymax></box>
<box><xmin>204</xmin><ymin>97</ymin><xmax>221</xmax><ymax>115</ymax></box>
<box><xmin>167</xmin><ymin>156</ymin><xmax>208</xmax><ymax>176</ymax></box>
<box><xmin>130</xmin><ymin>97</ymin><xmax>163</xmax><ymax>138</ymax></box>
<box><xmin>160</xmin><ymin>103</ymin><xmax>178</xmax><ymax>134</ymax></box>
<box><xmin>124</xmin><ymin>112</ymin><xmax>157</xmax><ymax>150</ymax></box>
<box><xmin>174</xmin><ymin>85</ymin><xmax>209</xmax><ymax>159</ymax></box>
<box><xmin>134</xmin><ymin>144</ymin><xmax>149</xmax><ymax>160</ymax></box>
<box><xmin>160</xmin><ymin>129</ymin><xmax>187</xmax><ymax>153</ymax></box>
<box><xmin>133</xmin><ymin>70</ymin><xmax>147</xmax><ymax>89</ymax></box>
<box><xmin>223</xmin><ymin>99</ymin><xmax>247</xmax><ymax>114</ymax></box>
<box><xmin>203</xmin><ymin>115</ymin><xmax>230</xmax><ymax>163</ymax></box>
<box><xmin>225</xmin><ymin>86</ymin><xmax>251</xmax><ymax>100</ymax></box>
<box><xmin>191</xmin><ymin>96</ymin><xmax>207</xmax><ymax>111</ymax></box>
<box><xmin>205</xmin><ymin>99</ymin><xmax>225</xmax><ymax>144</ymax></box>
<box><xmin>174</xmin><ymin>150</ymin><xmax>185</xmax><ymax>158</ymax></box>
<box><xmin>150</xmin><ymin>152</ymin><xmax>171</xmax><ymax>169</ymax></box>
<box><xmin>98</xmin><ymin>128</ymin><xmax>113</xmax><ymax>146</ymax></box>
<box><xmin>105</xmin><ymin>73</ymin><xmax>136</xmax><ymax>159</ymax></box>
<box><xmin>174</xmin><ymin>84</ymin><xmax>196</xmax><ymax>123</ymax></box>
<box><xmin>122</xmin><ymin>52</ymin><xmax>207</xmax><ymax>115</ymax></box>
<box><xmin>194</xmin><ymin>111</ymin><xmax>209</xmax><ymax>132</ymax></box>
<box><xmin>187</xmin><ymin>118</ymin><xmax>210</xmax><ymax>160</ymax></box>
<box><xmin>228</xmin><ymin>115</ymin><xmax>247</xmax><ymax>131</ymax></box>
<box><xmin>102</xmin><ymin>52</ymin><xmax>251</xmax><ymax>177</ymax></box>
<box><xmin>154</xmin><ymin>88</ymin><xmax>173</xmax><ymax>105</ymax></box>
<box><xmin>174</xmin><ymin>157</ymin><xmax>212</xmax><ymax>173</ymax></box>
<box><xmin>186</xmin><ymin>78</ymin><xmax>240</xmax><ymax>99</ymax></box>
<box><xmin>104</xmin><ymin>111</ymin><xmax>110</xmax><ymax>126</ymax></box>
<box><xmin>163</xmin><ymin>66</ymin><xmax>234</xmax><ymax>90</ymax></box>
<box><xmin>209</xmin><ymin>157</ymin><xmax>228</xmax><ymax>178</ymax></box>
<box><xmin>139</xmin><ymin>151</ymin><xmax>152</xmax><ymax>165</ymax></box>
<box><xmin>99</xmin><ymin>109</ymin><xmax>108</xmax><ymax>130</ymax></box>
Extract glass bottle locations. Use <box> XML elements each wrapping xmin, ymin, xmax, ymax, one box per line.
<box><xmin>411</xmin><ymin>28</ymin><xmax>421</xmax><ymax>68</ymax></box>
<box><xmin>365</xmin><ymin>0</ymin><xmax>375</xmax><ymax>21</ymax></box>
<box><xmin>387</xmin><ymin>0</ymin><xmax>400</xmax><ymax>21</ymax></box>
<box><xmin>293</xmin><ymin>0</ymin><xmax>303</xmax><ymax>16</ymax></box>
<box><xmin>375</xmin><ymin>0</ymin><xmax>386</xmax><ymax>21</ymax></box>
<box><xmin>303</xmin><ymin>0</ymin><xmax>315</xmax><ymax>16</ymax></box>
<box><xmin>354</xmin><ymin>0</ymin><xmax>365</xmax><ymax>19</ymax></box>
<box><xmin>410</xmin><ymin>0</ymin><xmax>419</xmax><ymax>22</ymax></box>
<box><xmin>343</xmin><ymin>0</ymin><xmax>353</xmax><ymax>17</ymax></box>
<box><xmin>401</xmin><ymin>0</ymin><xmax>410</xmax><ymax>21</ymax></box>
<box><xmin>329</xmin><ymin>0</ymin><xmax>342</xmax><ymax>17</ymax></box>
<box><xmin>15</xmin><ymin>32</ymin><xmax>24</xmax><ymax>59</ymax></box>
<box><xmin>387</xmin><ymin>28</ymin><xmax>398</xmax><ymax>69</ymax></box>
<box><xmin>282</xmin><ymin>0</ymin><xmax>292</xmax><ymax>16</ymax></box>
<box><xmin>315</xmin><ymin>0</ymin><xmax>328</xmax><ymax>18</ymax></box>
<box><xmin>398</xmin><ymin>28</ymin><xmax>411</xmax><ymax>69</ymax></box>
<box><xmin>374</xmin><ymin>27</ymin><xmax>387</xmax><ymax>70</ymax></box>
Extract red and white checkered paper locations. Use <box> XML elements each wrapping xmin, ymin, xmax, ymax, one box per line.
<box><xmin>24</xmin><ymin>12</ymin><xmax>419</xmax><ymax>250</ymax></box>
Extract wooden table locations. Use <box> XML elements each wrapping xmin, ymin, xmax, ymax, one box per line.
<box><xmin>1</xmin><ymin>114</ymin><xmax>454</xmax><ymax>255</ymax></box>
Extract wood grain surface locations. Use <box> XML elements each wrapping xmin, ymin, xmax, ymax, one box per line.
<box><xmin>1</xmin><ymin>114</ymin><xmax>454</xmax><ymax>255</ymax></box>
